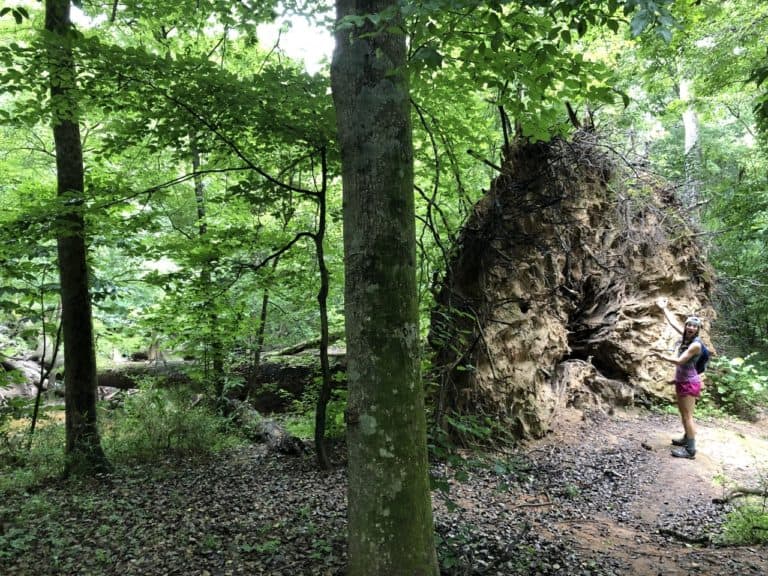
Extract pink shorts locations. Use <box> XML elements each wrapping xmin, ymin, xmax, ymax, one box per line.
<box><xmin>676</xmin><ymin>380</ymin><xmax>702</xmax><ymax>398</ymax></box>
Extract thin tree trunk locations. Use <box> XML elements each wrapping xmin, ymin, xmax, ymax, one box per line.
<box><xmin>191</xmin><ymin>135</ymin><xmax>225</xmax><ymax>398</ymax></box>
<box><xmin>252</xmin><ymin>257</ymin><xmax>279</xmax><ymax>373</ymax></box>
<box><xmin>313</xmin><ymin>148</ymin><xmax>333</xmax><ymax>470</ymax></box>
<box><xmin>679</xmin><ymin>77</ymin><xmax>702</xmax><ymax>214</ymax></box>
<box><xmin>331</xmin><ymin>1</ymin><xmax>438</xmax><ymax>573</ymax></box>
<box><xmin>28</xmin><ymin>311</ymin><xmax>62</xmax><ymax>449</ymax></box>
<box><xmin>45</xmin><ymin>0</ymin><xmax>109</xmax><ymax>475</ymax></box>
<box><xmin>252</xmin><ymin>188</ymin><xmax>299</xmax><ymax>378</ymax></box>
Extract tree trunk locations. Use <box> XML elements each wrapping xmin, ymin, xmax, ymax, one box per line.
<box><xmin>191</xmin><ymin>136</ymin><xmax>225</xmax><ymax>398</ymax></box>
<box><xmin>331</xmin><ymin>2</ymin><xmax>438</xmax><ymax>574</ymax></box>
<box><xmin>45</xmin><ymin>0</ymin><xmax>109</xmax><ymax>475</ymax></box>
<box><xmin>253</xmin><ymin>277</ymin><xmax>272</xmax><ymax>372</ymax></box>
<box><xmin>314</xmin><ymin>148</ymin><xmax>333</xmax><ymax>470</ymax></box>
<box><xmin>28</xmin><ymin>316</ymin><xmax>63</xmax><ymax>448</ymax></box>
<box><xmin>679</xmin><ymin>77</ymin><xmax>702</xmax><ymax>213</ymax></box>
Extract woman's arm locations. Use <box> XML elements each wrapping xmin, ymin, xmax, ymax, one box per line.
<box><xmin>656</xmin><ymin>297</ymin><xmax>684</xmax><ymax>335</ymax></box>
<box><xmin>650</xmin><ymin>341</ymin><xmax>701</xmax><ymax>366</ymax></box>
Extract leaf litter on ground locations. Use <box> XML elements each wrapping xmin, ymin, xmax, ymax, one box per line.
<box><xmin>1</xmin><ymin>409</ymin><xmax>767</xmax><ymax>575</ymax></box>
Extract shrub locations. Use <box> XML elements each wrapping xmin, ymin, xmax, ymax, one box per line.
<box><xmin>283</xmin><ymin>375</ymin><xmax>347</xmax><ymax>440</ymax></box>
<box><xmin>101</xmin><ymin>378</ymin><xmax>241</xmax><ymax>463</ymax></box>
<box><xmin>719</xmin><ymin>501</ymin><xmax>768</xmax><ymax>545</ymax></box>
<box><xmin>0</xmin><ymin>408</ymin><xmax>65</xmax><ymax>495</ymax></box>
<box><xmin>704</xmin><ymin>355</ymin><xmax>768</xmax><ymax>420</ymax></box>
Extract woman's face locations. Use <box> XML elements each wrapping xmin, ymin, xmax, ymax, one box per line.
<box><xmin>684</xmin><ymin>322</ymin><xmax>699</xmax><ymax>337</ymax></box>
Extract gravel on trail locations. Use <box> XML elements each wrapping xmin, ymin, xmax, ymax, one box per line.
<box><xmin>2</xmin><ymin>409</ymin><xmax>766</xmax><ymax>576</ymax></box>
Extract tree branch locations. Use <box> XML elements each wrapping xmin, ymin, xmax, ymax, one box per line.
<box><xmin>95</xmin><ymin>166</ymin><xmax>254</xmax><ymax>209</ymax></box>
<box><xmin>111</xmin><ymin>71</ymin><xmax>320</xmax><ymax>199</ymax></box>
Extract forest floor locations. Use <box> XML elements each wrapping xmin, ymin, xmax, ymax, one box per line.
<box><xmin>1</xmin><ymin>407</ymin><xmax>767</xmax><ymax>576</ymax></box>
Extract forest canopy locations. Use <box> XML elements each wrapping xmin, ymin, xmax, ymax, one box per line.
<box><xmin>2</xmin><ymin>1</ymin><xmax>768</xmax><ymax>575</ymax></box>
<box><xmin>1</xmin><ymin>0</ymin><xmax>766</xmax><ymax>371</ymax></box>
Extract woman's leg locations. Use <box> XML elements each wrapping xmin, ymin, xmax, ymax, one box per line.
<box><xmin>677</xmin><ymin>395</ymin><xmax>697</xmax><ymax>439</ymax></box>
<box><xmin>673</xmin><ymin>394</ymin><xmax>697</xmax><ymax>457</ymax></box>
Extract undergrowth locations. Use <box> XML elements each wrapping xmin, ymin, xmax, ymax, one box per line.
<box><xmin>699</xmin><ymin>355</ymin><xmax>768</xmax><ymax>420</ymax></box>
<box><xmin>282</xmin><ymin>379</ymin><xmax>347</xmax><ymax>440</ymax></box>
<box><xmin>101</xmin><ymin>378</ymin><xmax>242</xmax><ymax>463</ymax></box>
<box><xmin>716</xmin><ymin>465</ymin><xmax>768</xmax><ymax>546</ymax></box>
<box><xmin>719</xmin><ymin>500</ymin><xmax>768</xmax><ymax>545</ymax></box>
<box><xmin>0</xmin><ymin>378</ymin><xmax>243</xmax><ymax>496</ymax></box>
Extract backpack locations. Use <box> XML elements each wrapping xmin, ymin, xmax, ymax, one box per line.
<box><xmin>694</xmin><ymin>337</ymin><xmax>710</xmax><ymax>374</ymax></box>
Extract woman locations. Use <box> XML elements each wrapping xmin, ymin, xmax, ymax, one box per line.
<box><xmin>650</xmin><ymin>297</ymin><xmax>703</xmax><ymax>459</ymax></box>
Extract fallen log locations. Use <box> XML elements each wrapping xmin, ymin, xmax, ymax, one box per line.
<box><xmin>245</xmin><ymin>353</ymin><xmax>346</xmax><ymax>413</ymax></box>
<box><xmin>228</xmin><ymin>399</ymin><xmax>306</xmax><ymax>455</ymax></box>
<box><xmin>97</xmin><ymin>361</ymin><xmax>194</xmax><ymax>389</ymax></box>
<box><xmin>255</xmin><ymin>420</ymin><xmax>307</xmax><ymax>455</ymax></box>
<box><xmin>263</xmin><ymin>332</ymin><xmax>345</xmax><ymax>358</ymax></box>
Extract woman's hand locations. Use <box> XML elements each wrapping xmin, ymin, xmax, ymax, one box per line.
<box><xmin>648</xmin><ymin>349</ymin><xmax>672</xmax><ymax>363</ymax></box>
<box><xmin>656</xmin><ymin>297</ymin><xmax>668</xmax><ymax>310</ymax></box>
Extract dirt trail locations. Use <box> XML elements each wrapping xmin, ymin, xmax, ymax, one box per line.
<box><xmin>523</xmin><ymin>408</ymin><xmax>768</xmax><ymax>575</ymax></box>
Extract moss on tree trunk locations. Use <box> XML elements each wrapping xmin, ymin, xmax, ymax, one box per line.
<box><xmin>331</xmin><ymin>1</ymin><xmax>438</xmax><ymax>574</ymax></box>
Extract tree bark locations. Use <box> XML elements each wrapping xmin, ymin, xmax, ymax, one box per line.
<box><xmin>45</xmin><ymin>0</ymin><xmax>109</xmax><ymax>475</ymax></box>
<box><xmin>331</xmin><ymin>2</ymin><xmax>438</xmax><ymax>574</ymax></box>
<box><xmin>313</xmin><ymin>148</ymin><xmax>333</xmax><ymax>470</ymax></box>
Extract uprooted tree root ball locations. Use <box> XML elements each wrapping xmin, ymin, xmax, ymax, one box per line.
<box><xmin>429</xmin><ymin>130</ymin><xmax>716</xmax><ymax>440</ymax></box>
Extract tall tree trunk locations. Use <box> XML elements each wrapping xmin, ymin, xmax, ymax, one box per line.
<box><xmin>191</xmin><ymin>136</ymin><xmax>225</xmax><ymax>398</ymax></box>
<box><xmin>331</xmin><ymin>2</ymin><xmax>438</xmax><ymax>574</ymax></box>
<box><xmin>45</xmin><ymin>0</ymin><xmax>109</xmax><ymax>475</ymax></box>
<box><xmin>679</xmin><ymin>77</ymin><xmax>702</xmax><ymax>213</ymax></box>
<box><xmin>313</xmin><ymin>148</ymin><xmax>333</xmax><ymax>470</ymax></box>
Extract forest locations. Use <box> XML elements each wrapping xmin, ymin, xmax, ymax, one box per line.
<box><xmin>1</xmin><ymin>0</ymin><xmax>768</xmax><ymax>575</ymax></box>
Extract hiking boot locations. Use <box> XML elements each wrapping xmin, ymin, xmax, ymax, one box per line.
<box><xmin>671</xmin><ymin>435</ymin><xmax>687</xmax><ymax>447</ymax></box>
<box><xmin>672</xmin><ymin>437</ymin><xmax>696</xmax><ymax>459</ymax></box>
<box><xmin>671</xmin><ymin>446</ymin><xmax>696</xmax><ymax>459</ymax></box>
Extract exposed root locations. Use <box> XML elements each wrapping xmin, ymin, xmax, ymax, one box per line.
<box><xmin>658</xmin><ymin>527</ymin><xmax>712</xmax><ymax>545</ymax></box>
<box><xmin>713</xmin><ymin>487</ymin><xmax>768</xmax><ymax>504</ymax></box>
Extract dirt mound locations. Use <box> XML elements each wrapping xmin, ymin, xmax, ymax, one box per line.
<box><xmin>430</xmin><ymin>130</ymin><xmax>715</xmax><ymax>439</ymax></box>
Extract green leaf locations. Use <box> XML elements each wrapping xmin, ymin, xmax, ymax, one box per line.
<box><xmin>487</xmin><ymin>12</ymin><xmax>501</xmax><ymax>32</ymax></box>
<box><xmin>658</xmin><ymin>27</ymin><xmax>672</xmax><ymax>43</ymax></box>
<box><xmin>630</xmin><ymin>12</ymin><xmax>650</xmax><ymax>37</ymax></box>
<box><xmin>412</xmin><ymin>46</ymin><xmax>443</xmax><ymax>68</ymax></box>
<box><xmin>750</xmin><ymin>66</ymin><xmax>768</xmax><ymax>87</ymax></box>
<box><xmin>577</xmin><ymin>19</ymin><xmax>588</xmax><ymax>38</ymax></box>
<box><xmin>490</xmin><ymin>30</ymin><xmax>504</xmax><ymax>52</ymax></box>
<box><xmin>614</xmin><ymin>88</ymin><xmax>631</xmax><ymax>108</ymax></box>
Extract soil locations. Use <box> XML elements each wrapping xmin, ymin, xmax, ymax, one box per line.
<box><xmin>434</xmin><ymin>407</ymin><xmax>768</xmax><ymax>575</ymax></box>
<box><xmin>1</xmin><ymin>408</ymin><xmax>767</xmax><ymax>576</ymax></box>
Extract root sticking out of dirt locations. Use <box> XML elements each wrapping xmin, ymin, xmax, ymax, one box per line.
<box><xmin>430</xmin><ymin>130</ymin><xmax>716</xmax><ymax>440</ymax></box>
